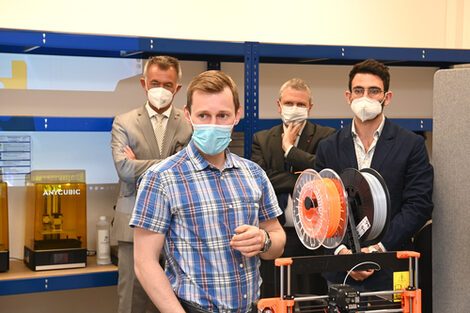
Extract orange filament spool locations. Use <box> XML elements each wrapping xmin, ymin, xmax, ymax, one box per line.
<box><xmin>293</xmin><ymin>169</ymin><xmax>349</xmax><ymax>250</ymax></box>
<box><xmin>331</xmin><ymin>178</ymin><xmax>347</xmax><ymax>214</ymax></box>
<box><xmin>293</xmin><ymin>169</ymin><xmax>329</xmax><ymax>249</ymax></box>
<box><xmin>301</xmin><ymin>183</ymin><xmax>318</xmax><ymax>222</ymax></box>
<box><xmin>323</xmin><ymin>178</ymin><xmax>341</xmax><ymax>238</ymax></box>
<box><xmin>298</xmin><ymin>179</ymin><xmax>323</xmax><ymax>239</ymax></box>
<box><xmin>318</xmin><ymin>169</ymin><xmax>349</xmax><ymax>249</ymax></box>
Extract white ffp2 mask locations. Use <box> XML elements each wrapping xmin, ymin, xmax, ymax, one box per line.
<box><xmin>281</xmin><ymin>105</ymin><xmax>308</xmax><ymax>125</ymax></box>
<box><xmin>147</xmin><ymin>87</ymin><xmax>174</xmax><ymax>109</ymax></box>
<box><xmin>350</xmin><ymin>97</ymin><xmax>384</xmax><ymax>122</ymax></box>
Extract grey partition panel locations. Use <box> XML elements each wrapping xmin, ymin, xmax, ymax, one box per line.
<box><xmin>433</xmin><ymin>68</ymin><xmax>470</xmax><ymax>312</ymax></box>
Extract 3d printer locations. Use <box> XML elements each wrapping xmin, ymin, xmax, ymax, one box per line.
<box><xmin>24</xmin><ymin>170</ymin><xmax>87</xmax><ymax>271</ymax></box>
<box><xmin>258</xmin><ymin>168</ymin><xmax>422</xmax><ymax>313</ymax></box>
<box><xmin>0</xmin><ymin>181</ymin><xmax>8</xmax><ymax>272</ymax></box>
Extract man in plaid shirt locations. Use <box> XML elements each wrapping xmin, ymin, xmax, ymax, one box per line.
<box><xmin>131</xmin><ymin>70</ymin><xmax>286</xmax><ymax>313</ymax></box>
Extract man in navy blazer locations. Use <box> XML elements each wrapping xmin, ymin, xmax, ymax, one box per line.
<box><xmin>314</xmin><ymin>59</ymin><xmax>433</xmax><ymax>291</ymax></box>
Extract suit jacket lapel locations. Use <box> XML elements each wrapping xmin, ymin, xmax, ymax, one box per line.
<box><xmin>340</xmin><ymin>124</ymin><xmax>358</xmax><ymax>169</ymax></box>
<box><xmin>297</xmin><ymin>121</ymin><xmax>314</xmax><ymax>151</ymax></box>
<box><xmin>136</xmin><ymin>106</ymin><xmax>159</xmax><ymax>157</ymax></box>
<box><xmin>371</xmin><ymin>118</ymin><xmax>395</xmax><ymax>171</ymax></box>
<box><xmin>272</xmin><ymin>124</ymin><xmax>286</xmax><ymax>167</ymax></box>
<box><xmin>161</xmin><ymin>107</ymin><xmax>183</xmax><ymax>157</ymax></box>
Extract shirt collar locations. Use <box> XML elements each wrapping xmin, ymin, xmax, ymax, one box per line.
<box><xmin>351</xmin><ymin>114</ymin><xmax>386</xmax><ymax>139</ymax></box>
<box><xmin>145</xmin><ymin>101</ymin><xmax>172</xmax><ymax>119</ymax></box>
<box><xmin>187</xmin><ymin>140</ymin><xmax>237</xmax><ymax>172</ymax></box>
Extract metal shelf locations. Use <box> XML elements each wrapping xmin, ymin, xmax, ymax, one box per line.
<box><xmin>257</xmin><ymin>42</ymin><xmax>470</xmax><ymax>67</ymax></box>
<box><xmin>0</xmin><ymin>116</ymin><xmax>114</xmax><ymax>132</ymax></box>
<box><xmin>0</xmin><ymin>116</ymin><xmax>432</xmax><ymax>132</ymax></box>
<box><xmin>0</xmin><ymin>28</ymin><xmax>245</xmax><ymax>61</ymax></box>
<box><xmin>2</xmin><ymin>28</ymin><xmax>469</xmax><ymax>65</ymax></box>
<box><xmin>257</xmin><ymin>118</ymin><xmax>432</xmax><ymax>132</ymax></box>
<box><xmin>1</xmin><ymin>27</ymin><xmax>467</xmax><ymax>156</ymax></box>
<box><xmin>0</xmin><ymin>257</ymin><xmax>118</xmax><ymax>296</ymax></box>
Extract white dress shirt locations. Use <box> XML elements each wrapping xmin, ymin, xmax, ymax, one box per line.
<box><xmin>145</xmin><ymin>102</ymin><xmax>171</xmax><ymax>137</ymax></box>
<box><xmin>334</xmin><ymin>115</ymin><xmax>387</xmax><ymax>254</ymax></box>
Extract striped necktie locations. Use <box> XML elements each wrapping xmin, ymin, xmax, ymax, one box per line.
<box><xmin>155</xmin><ymin>115</ymin><xmax>165</xmax><ymax>155</ymax></box>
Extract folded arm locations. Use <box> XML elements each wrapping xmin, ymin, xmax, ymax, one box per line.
<box><xmin>111</xmin><ymin>117</ymin><xmax>159</xmax><ymax>184</ymax></box>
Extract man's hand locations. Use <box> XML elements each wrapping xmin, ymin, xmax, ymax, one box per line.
<box><xmin>282</xmin><ymin>122</ymin><xmax>303</xmax><ymax>152</ymax></box>
<box><xmin>229</xmin><ymin>225</ymin><xmax>265</xmax><ymax>258</ymax></box>
<box><xmin>339</xmin><ymin>247</ymin><xmax>375</xmax><ymax>281</ymax></box>
<box><xmin>367</xmin><ymin>244</ymin><xmax>383</xmax><ymax>253</ymax></box>
<box><xmin>123</xmin><ymin>145</ymin><xmax>136</xmax><ymax>160</ymax></box>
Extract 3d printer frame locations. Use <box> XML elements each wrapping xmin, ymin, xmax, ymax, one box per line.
<box><xmin>257</xmin><ymin>251</ymin><xmax>421</xmax><ymax>313</ymax></box>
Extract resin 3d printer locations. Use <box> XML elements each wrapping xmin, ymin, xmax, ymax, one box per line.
<box><xmin>24</xmin><ymin>170</ymin><xmax>87</xmax><ymax>270</ymax></box>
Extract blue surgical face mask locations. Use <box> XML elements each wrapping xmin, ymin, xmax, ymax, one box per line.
<box><xmin>190</xmin><ymin>117</ymin><xmax>234</xmax><ymax>155</ymax></box>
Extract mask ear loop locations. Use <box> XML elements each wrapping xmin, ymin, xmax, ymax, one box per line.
<box><xmin>380</xmin><ymin>91</ymin><xmax>389</xmax><ymax>105</ymax></box>
<box><xmin>188</xmin><ymin>114</ymin><xmax>195</xmax><ymax>127</ymax></box>
<box><xmin>171</xmin><ymin>84</ymin><xmax>179</xmax><ymax>97</ymax></box>
<box><xmin>232</xmin><ymin>116</ymin><xmax>238</xmax><ymax>127</ymax></box>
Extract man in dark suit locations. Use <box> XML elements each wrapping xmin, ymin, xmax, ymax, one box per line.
<box><xmin>314</xmin><ymin>59</ymin><xmax>434</xmax><ymax>291</ymax></box>
<box><xmin>110</xmin><ymin>56</ymin><xmax>192</xmax><ymax>313</ymax></box>
<box><xmin>251</xmin><ymin>78</ymin><xmax>335</xmax><ymax>297</ymax></box>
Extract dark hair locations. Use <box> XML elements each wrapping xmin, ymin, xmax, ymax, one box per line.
<box><xmin>186</xmin><ymin>70</ymin><xmax>240</xmax><ymax>113</ymax></box>
<box><xmin>348</xmin><ymin>59</ymin><xmax>390</xmax><ymax>92</ymax></box>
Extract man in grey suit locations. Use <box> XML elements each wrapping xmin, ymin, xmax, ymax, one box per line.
<box><xmin>111</xmin><ymin>56</ymin><xmax>192</xmax><ymax>313</ymax></box>
<box><xmin>251</xmin><ymin>78</ymin><xmax>335</xmax><ymax>297</ymax></box>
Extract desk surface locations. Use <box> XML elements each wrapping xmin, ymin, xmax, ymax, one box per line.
<box><xmin>0</xmin><ymin>257</ymin><xmax>118</xmax><ymax>296</ymax></box>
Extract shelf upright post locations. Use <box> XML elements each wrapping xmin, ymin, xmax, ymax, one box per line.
<box><xmin>243</xmin><ymin>42</ymin><xmax>259</xmax><ymax>159</ymax></box>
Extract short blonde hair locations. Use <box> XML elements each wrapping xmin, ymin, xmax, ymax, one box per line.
<box><xmin>186</xmin><ymin>70</ymin><xmax>240</xmax><ymax>113</ymax></box>
<box><xmin>279</xmin><ymin>78</ymin><xmax>312</xmax><ymax>103</ymax></box>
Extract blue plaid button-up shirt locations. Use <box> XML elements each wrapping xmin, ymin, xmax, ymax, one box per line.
<box><xmin>130</xmin><ymin>140</ymin><xmax>282</xmax><ymax>313</ymax></box>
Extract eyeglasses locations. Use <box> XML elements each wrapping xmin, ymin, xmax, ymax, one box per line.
<box><xmin>351</xmin><ymin>87</ymin><xmax>384</xmax><ymax>97</ymax></box>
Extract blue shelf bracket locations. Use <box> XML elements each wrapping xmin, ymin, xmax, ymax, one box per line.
<box><xmin>244</xmin><ymin>42</ymin><xmax>259</xmax><ymax>159</ymax></box>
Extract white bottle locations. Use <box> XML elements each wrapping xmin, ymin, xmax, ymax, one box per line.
<box><xmin>96</xmin><ymin>216</ymin><xmax>111</xmax><ymax>265</ymax></box>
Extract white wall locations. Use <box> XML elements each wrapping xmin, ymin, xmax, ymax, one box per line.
<box><xmin>2</xmin><ymin>58</ymin><xmax>437</xmax><ymax>260</ymax></box>
<box><xmin>1</xmin><ymin>0</ymin><xmax>470</xmax><ymax>49</ymax></box>
<box><xmin>255</xmin><ymin>63</ymin><xmax>436</xmax><ymax>118</ymax></box>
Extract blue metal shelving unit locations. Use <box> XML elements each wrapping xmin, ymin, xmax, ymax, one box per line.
<box><xmin>243</xmin><ymin>42</ymin><xmax>259</xmax><ymax>158</ymax></box>
<box><xmin>0</xmin><ymin>29</ymin><xmax>245</xmax><ymax>59</ymax></box>
<box><xmin>257</xmin><ymin>42</ymin><xmax>470</xmax><ymax>65</ymax></box>
<box><xmin>257</xmin><ymin>118</ymin><xmax>433</xmax><ymax>133</ymax></box>
<box><xmin>3</xmin><ymin>28</ymin><xmax>469</xmax><ymax>64</ymax></box>
<box><xmin>0</xmin><ymin>27</ymin><xmax>465</xmax><ymax>295</ymax></box>
<box><xmin>0</xmin><ymin>269</ymin><xmax>118</xmax><ymax>296</ymax></box>
<box><xmin>1</xmin><ymin>28</ymin><xmax>453</xmax><ymax>157</ymax></box>
<box><xmin>1</xmin><ymin>29</ymin><xmax>467</xmax><ymax>139</ymax></box>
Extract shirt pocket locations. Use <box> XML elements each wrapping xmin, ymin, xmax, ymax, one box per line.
<box><xmin>226</xmin><ymin>197</ymin><xmax>260</xmax><ymax>233</ymax></box>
